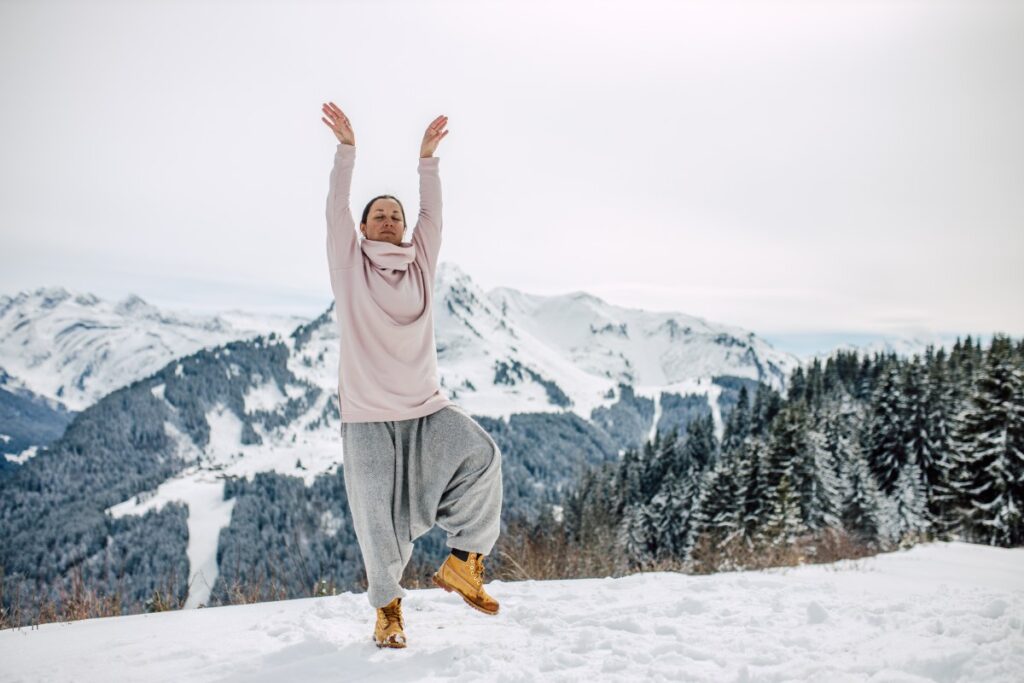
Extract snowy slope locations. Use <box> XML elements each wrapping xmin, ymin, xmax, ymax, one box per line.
<box><xmin>0</xmin><ymin>286</ymin><xmax>311</xmax><ymax>411</ymax></box>
<box><xmin>1</xmin><ymin>541</ymin><xmax>1020</xmax><ymax>682</ymax></box>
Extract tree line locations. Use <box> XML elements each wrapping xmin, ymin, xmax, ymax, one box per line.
<box><xmin>560</xmin><ymin>334</ymin><xmax>1024</xmax><ymax>573</ymax></box>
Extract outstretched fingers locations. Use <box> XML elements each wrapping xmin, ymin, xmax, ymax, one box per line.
<box><xmin>427</xmin><ymin>115</ymin><xmax>448</xmax><ymax>134</ymax></box>
<box><xmin>322</xmin><ymin>102</ymin><xmax>352</xmax><ymax>133</ymax></box>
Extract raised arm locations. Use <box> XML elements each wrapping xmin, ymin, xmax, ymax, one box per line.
<box><xmin>413</xmin><ymin>155</ymin><xmax>442</xmax><ymax>274</ymax></box>
<box><xmin>413</xmin><ymin>114</ymin><xmax>449</xmax><ymax>275</ymax></box>
<box><xmin>325</xmin><ymin>143</ymin><xmax>359</xmax><ymax>270</ymax></box>
<box><xmin>321</xmin><ymin>102</ymin><xmax>359</xmax><ymax>270</ymax></box>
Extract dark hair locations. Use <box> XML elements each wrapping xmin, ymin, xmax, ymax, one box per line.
<box><xmin>360</xmin><ymin>195</ymin><xmax>407</xmax><ymax>235</ymax></box>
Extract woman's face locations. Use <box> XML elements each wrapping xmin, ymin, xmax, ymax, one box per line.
<box><xmin>361</xmin><ymin>198</ymin><xmax>405</xmax><ymax>245</ymax></box>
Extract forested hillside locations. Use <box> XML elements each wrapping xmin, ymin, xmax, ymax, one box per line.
<box><xmin>560</xmin><ymin>334</ymin><xmax>1024</xmax><ymax>576</ymax></box>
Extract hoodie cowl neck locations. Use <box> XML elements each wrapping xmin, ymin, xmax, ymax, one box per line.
<box><xmin>361</xmin><ymin>237</ymin><xmax>416</xmax><ymax>271</ymax></box>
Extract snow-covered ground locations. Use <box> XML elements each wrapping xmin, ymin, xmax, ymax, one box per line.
<box><xmin>1</xmin><ymin>541</ymin><xmax>1021</xmax><ymax>682</ymax></box>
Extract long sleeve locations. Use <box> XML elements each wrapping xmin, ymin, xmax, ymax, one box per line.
<box><xmin>412</xmin><ymin>155</ymin><xmax>442</xmax><ymax>276</ymax></box>
<box><xmin>326</xmin><ymin>143</ymin><xmax>360</xmax><ymax>271</ymax></box>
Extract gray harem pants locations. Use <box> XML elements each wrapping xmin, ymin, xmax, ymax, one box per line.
<box><xmin>341</xmin><ymin>404</ymin><xmax>503</xmax><ymax>608</ymax></box>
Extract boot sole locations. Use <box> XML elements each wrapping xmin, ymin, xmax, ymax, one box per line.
<box><xmin>432</xmin><ymin>572</ymin><xmax>499</xmax><ymax>615</ymax></box>
<box><xmin>373</xmin><ymin>633</ymin><xmax>407</xmax><ymax>648</ymax></box>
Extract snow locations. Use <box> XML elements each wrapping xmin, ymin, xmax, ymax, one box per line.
<box><xmin>4</xmin><ymin>445</ymin><xmax>38</xmax><ymax>465</ymax></box>
<box><xmin>0</xmin><ymin>286</ymin><xmax>311</xmax><ymax>411</ymax></box>
<box><xmin>550</xmin><ymin>504</ymin><xmax>564</xmax><ymax>523</ymax></box>
<box><xmin>647</xmin><ymin>391</ymin><xmax>662</xmax><ymax>443</ymax></box>
<box><xmin>206</xmin><ymin>402</ymin><xmax>245</xmax><ymax>454</ymax></box>
<box><xmin>107</xmin><ymin>464</ymin><xmax>237</xmax><ymax>610</ymax></box>
<box><xmin>242</xmin><ymin>379</ymin><xmax>288</xmax><ymax>414</ymax></box>
<box><xmin>431</xmin><ymin>263</ymin><xmax>799</xmax><ymax>427</ymax></box>
<box><xmin>705</xmin><ymin>379</ymin><xmax>724</xmax><ymax>443</ymax></box>
<box><xmin>2</xmin><ymin>541</ymin><xmax>1021</xmax><ymax>682</ymax></box>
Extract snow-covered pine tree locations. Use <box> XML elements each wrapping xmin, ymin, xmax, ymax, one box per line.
<box><xmin>757</xmin><ymin>404</ymin><xmax>807</xmax><ymax>545</ymax></box>
<box><xmin>681</xmin><ymin>413</ymin><xmax>717</xmax><ymax>473</ymax></box>
<box><xmin>777</xmin><ymin>403</ymin><xmax>842</xmax><ymax>531</ymax></box>
<box><xmin>720</xmin><ymin>385</ymin><xmax>751</xmax><ymax>455</ymax></box>
<box><xmin>618</xmin><ymin>502</ymin><xmax>654</xmax><ymax>567</ymax></box>
<box><xmin>750</xmin><ymin>383</ymin><xmax>783</xmax><ymax>437</ymax></box>
<box><xmin>839</xmin><ymin>446</ymin><xmax>884</xmax><ymax>547</ymax></box>
<box><xmin>645</xmin><ymin>483</ymin><xmax>672</xmax><ymax>562</ymax></box>
<box><xmin>694</xmin><ymin>449</ymin><xmax>744</xmax><ymax>546</ymax></box>
<box><xmin>902</xmin><ymin>356</ymin><xmax>929</xmax><ymax>469</ymax></box>
<box><xmin>739</xmin><ymin>436</ymin><xmax>772</xmax><ymax>541</ymax></box>
<box><xmin>822</xmin><ymin>399</ymin><xmax>855</xmax><ymax>485</ymax></box>
<box><xmin>615</xmin><ymin>444</ymin><xmax>644</xmax><ymax>513</ymax></box>
<box><xmin>804</xmin><ymin>357</ymin><xmax>826</xmax><ymax>412</ymax></box>
<box><xmin>950</xmin><ymin>334</ymin><xmax>1024</xmax><ymax>547</ymax></box>
<box><xmin>878</xmin><ymin>455</ymin><xmax>928</xmax><ymax>545</ymax></box>
<box><xmin>855</xmin><ymin>354</ymin><xmax>874</xmax><ymax>402</ymax></box>
<box><xmin>866</xmin><ymin>363</ymin><xmax>906</xmax><ymax>495</ymax></box>
<box><xmin>563</xmin><ymin>463</ymin><xmax>620</xmax><ymax>547</ymax></box>
<box><xmin>788</xmin><ymin>366</ymin><xmax>807</xmax><ymax>404</ymax></box>
<box><xmin>647</xmin><ymin>470</ymin><xmax>697</xmax><ymax>561</ymax></box>
<box><xmin>759</xmin><ymin>473</ymin><xmax>803</xmax><ymax>547</ymax></box>
<box><xmin>640</xmin><ymin>428</ymin><xmax>674</xmax><ymax>502</ymax></box>
<box><xmin>921</xmin><ymin>346</ymin><xmax>962</xmax><ymax>536</ymax></box>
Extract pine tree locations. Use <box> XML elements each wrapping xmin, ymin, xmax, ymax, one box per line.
<box><xmin>866</xmin><ymin>364</ymin><xmax>906</xmax><ymax>495</ymax></box>
<box><xmin>563</xmin><ymin>464</ymin><xmax>620</xmax><ymax>547</ymax></box>
<box><xmin>750</xmin><ymin>383</ymin><xmax>783</xmax><ymax>437</ymax></box>
<box><xmin>921</xmin><ymin>347</ymin><xmax>961</xmax><ymax>536</ymax></box>
<box><xmin>695</xmin><ymin>450</ymin><xmax>744</xmax><ymax>544</ymax></box>
<box><xmin>721</xmin><ymin>385</ymin><xmax>751</xmax><ymax>455</ymax></box>
<box><xmin>902</xmin><ymin>356</ymin><xmax>930</xmax><ymax>468</ymax></box>
<box><xmin>950</xmin><ymin>334</ymin><xmax>1024</xmax><ymax>547</ymax></box>
<box><xmin>615</xmin><ymin>445</ymin><xmax>644</xmax><ymax>513</ymax></box>
<box><xmin>681</xmin><ymin>413</ymin><xmax>717</xmax><ymax>473</ymax></box>
<box><xmin>839</xmin><ymin>446</ymin><xmax>884</xmax><ymax>546</ymax></box>
<box><xmin>854</xmin><ymin>354</ymin><xmax>874</xmax><ymax>401</ymax></box>
<box><xmin>891</xmin><ymin>458</ymin><xmax>930</xmax><ymax>543</ymax></box>
<box><xmin>788</xmin><ymin>366</ymin><xmax>807</xmax><ymax>404</ymax></box>
<box><xmin>650</xmin><ymin>470</ymin><xmax>698</xmax><ymax>561</ymax></box>
<box><xmin>805</xmin><ymin>358</ymin><xmax>826</xmax><ymax>412</ymax></box>
<box><xmin>619</xmin><ymin>503</ymin><xmax>653</xmax><ymax>567</ymax></box>
<box><xmin>760</xmin><ymin>473</ymin><xmax>803</xmax><ymax>546</ymax></box>
<box><xmin>774</xmin><ymin>404</ymin><xmax>842</xmax><ymax>531</ymax></box>
<box><xmin>739</xmin><ymin>437</ymin><xmax>772</xmax><ymax>541</ymax></box>
<box><xmin>640</xmin><ymin>428</ymin><xmax>674</xmax><ymax>501</ymax></box>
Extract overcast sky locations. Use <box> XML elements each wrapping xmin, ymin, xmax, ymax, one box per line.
<box><xmin>1</xmin><ymin>0</ymin><xmax>1021</xmax><ymax>348</ymax></box>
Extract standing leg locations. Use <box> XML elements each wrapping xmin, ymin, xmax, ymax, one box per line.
<box><xmin>341</xmin><ymin>420</ymin><xmax>415</xmax><ymax>609</ymax></box>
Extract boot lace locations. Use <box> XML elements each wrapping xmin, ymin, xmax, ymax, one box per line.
<box><xmin>469</xmin><ymin>553</ymin><xmax>485</xmax><ymax>588</ymax></box>
<box><xmin>381</xmin><ymin>599</ymin><xmax>403</xmax><ymax>628</ymax></box>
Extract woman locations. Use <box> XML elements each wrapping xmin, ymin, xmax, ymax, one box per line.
<box><xmin>320</xmin><ymin>102</ymin><xmax>504</xmax><ymax>649</ymax></box>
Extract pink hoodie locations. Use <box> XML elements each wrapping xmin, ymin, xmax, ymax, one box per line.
<box><xmin>326</xmin><ymin>142</ymin><xmax>454</xmax><ymax>423</ymax></box>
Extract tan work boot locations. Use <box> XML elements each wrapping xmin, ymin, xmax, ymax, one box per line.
<box><xmin>432</xmin><ymin>551</ymin><xmax>499</xmax><ymax>615</ymax></box>
<box><xmin>373</xmin><ymin>596</ymin><xmax>407</xmax><ymax>648</ymax></box>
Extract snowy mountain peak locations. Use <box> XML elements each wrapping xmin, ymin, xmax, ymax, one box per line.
<box><xmin>430</xmin><ymin>267</ymin><xmax>801</xmax><ymax>421</ymax></box>
<box><xmin>114</xmin><ymin>293</ymin><xmax>161</xmax><ymax>318</ymax></box>
<box><xmin>0</xmin><ymin>286</ymin><xmax>312</xmax><ymax>411</ymax></box>
<box><xmin>33</xmin><ymin>286</ymin><xmax>73</xmax><ymax>309</ymax></box>
<box><xmin>74</xmin><ymin>292</ymin><xmax>101</xmax><ymax>307</ymax></box>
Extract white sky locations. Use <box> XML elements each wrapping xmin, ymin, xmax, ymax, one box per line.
<box><xmin>1</xmin><ymin>0</ymin><xmax>1021</xmax><ymax>342</ymax></box>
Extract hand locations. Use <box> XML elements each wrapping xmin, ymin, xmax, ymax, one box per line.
<box><xmin>321</xmin><ymin>102</ymin><xmax>355</xmax><ymax>146</ymax></box>
<box><xmin>420</xmin><ymin>115</ymin><xmax>449</xmax><ymax>158</ymax></box>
